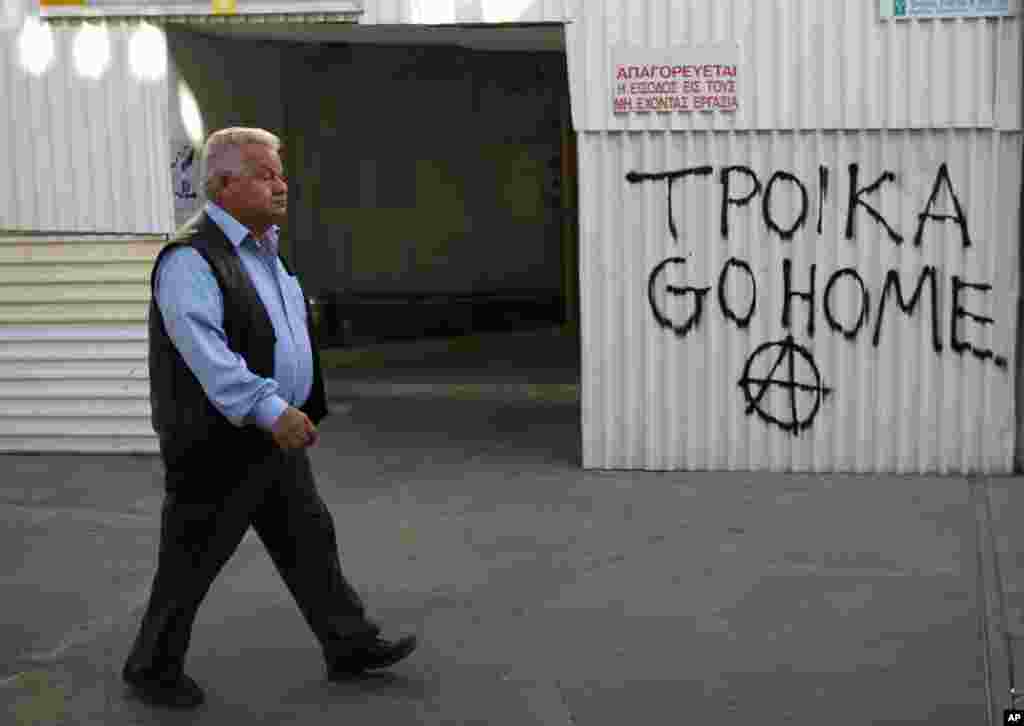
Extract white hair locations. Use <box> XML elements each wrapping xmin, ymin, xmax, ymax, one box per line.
<box><xmin>202</xmin><ymin>127</ymin><xmax>281</xmax><ymax>202</ymax></box>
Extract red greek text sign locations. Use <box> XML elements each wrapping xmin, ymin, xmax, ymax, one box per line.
<box><xmin>612</xmin><ymin>45</ymin><xmax>741</xmax><ymax>115</ymax></box>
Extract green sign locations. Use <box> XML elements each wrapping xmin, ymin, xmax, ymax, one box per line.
<box><xmin>881</xmin><ymin>0</ymin><xmax>1013</xmax><ymax>18</ymax></box>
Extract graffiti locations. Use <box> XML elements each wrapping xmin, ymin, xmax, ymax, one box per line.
<box><xmin>630</xmin><ymin>160</ymin><xmax>1007</xmax><ymax>433</ymax></box>
<box><xmin>719</xmin><ymin>166</ymin><xmax>761</xmax><ymax>239</ymax></box>
<box><xmin>871</xmin><ymin>267</ymin><xmax>942</xmax><ymax>354</ymax></box>
<box><xmin>952</xmin><ymin>276</ymin><xmax>1006</xmax><ymax>366</ymax></box>
<box><xmin>626</xmin><ymin>167</ymin><xmax>712</xmax><ymax>243</ymax></box>
<box><xmin>817</xmin><ymin>166</ymin><xmax>829</xmax><ymax>236</ymax></box>
<box><xmin>632</xmin><ymin>162</ymin><xmax>971</xmax><ymax>250</ymax></box>
<box><xmin>171</xmin><ymin>144</ymin><xmax>197</xmax><ymax>201</ymax></box>
<box><xmin>718</xmin><ymin>258</ymin><xmax>756</xmax><ymax>328</ymax></box>
<box><xmin>763</xmin><ymin>171</ymin><xmax>809</xmax><ymax>240</ymax></box>
<box><xmin>738</xmin><ymin>335</ymin><xmax>833</xmax><ymax>435</ymax></box>
<box><xmin>782</xmin><ymin>259</ymin><xmax>816</xmax><ymax>339</ymax></box>
<box><xmin>824</xmin><ymin>268</ymin><xmax>869</xmax><ymax>341</ymax></box>
<box><xmin>916</xmin><ymin>163</ymin><xmax>971</xmax><ymax>248</ymax></box>
<box><xmin>647</xmin><ymin>256</ymin><xmax>999</xmax><ymax>366</ymax></box>
<box><xmin>846</xmin><ymin>163</ymin><xmax>901</xmax><ymax>243</ymax></box>
<box><xmin>647</xmin><ymin>256</ymin><xmax>710</xmax><ymax>337</ymax></box>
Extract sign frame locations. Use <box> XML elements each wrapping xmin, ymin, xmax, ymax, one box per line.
<box><xmin>879</xmin><ymin>0</ymin><xmax>1018</xmax><ymax>19</ymax></box>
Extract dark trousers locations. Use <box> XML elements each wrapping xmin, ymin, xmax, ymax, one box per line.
<box><xmin>123</xmin><ymin>446</ymin><xmax>378</xmax><ymax>681</ymax></box>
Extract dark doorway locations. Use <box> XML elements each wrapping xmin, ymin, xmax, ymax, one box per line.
<box><xmin>279</xmin><ymin>29</ymin><xmax>579</xmax><ymax>392</ymax></box>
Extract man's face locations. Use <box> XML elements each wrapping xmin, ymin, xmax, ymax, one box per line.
<box><xmin>219</xmin><ymin>143</ymin><xmax>288</xmax><ymax>231</ymax></box>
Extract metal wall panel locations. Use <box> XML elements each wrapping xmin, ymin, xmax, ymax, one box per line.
<box><xmin>565</xmin><ymin>0</ymin><xmax>1022</xmax><ymax>132</ymax></box>
<box><xmin>0</xmin><ymin>19</ymin><xmax>174</xmax><ymax>234</ymax></box>
<box><xmin>0</xmin><ymin>236</ymin><xmax>160</xmax><ymax>453</ymax></box>
<box><xmin>579</xmin><ymin>130</ymin><xmax>1020</xmax><ymax>473</ymax></box>
<box><xmin>360</xmin><ymin>0</ymin><xmax>572</xmax><ymax>24</ymax></box>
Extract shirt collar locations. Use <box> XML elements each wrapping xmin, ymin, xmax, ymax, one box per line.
<box><xmin>205</xmin><ymin>201</ymin><xmax>280</xmax><ymax>252</ymax></box>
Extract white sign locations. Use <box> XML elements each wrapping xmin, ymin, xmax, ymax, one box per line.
<box><xmin>611</xmin><ymin>45</ymin><xmax>740</xmax><ymax>115</ymax></box>
<box><xmin>879</xmin><ymin>0</ymin><xmax>1014</xmax><ymax>18</ymax></box>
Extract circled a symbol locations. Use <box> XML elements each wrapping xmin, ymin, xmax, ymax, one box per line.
<box><xmin>738</xmin><ymin>335</ymin><xmax>833</xmax><ymax>435</ymax></box>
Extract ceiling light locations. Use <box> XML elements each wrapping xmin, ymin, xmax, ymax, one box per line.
<box><xmin>16</xmin><ymin>14</ymin><xmax>54</xmax><ymax>76</ymax></box>
<box><xmin>481</xmin><ymin>0</ymin><xmax>534</xmax><ymax>22</ymax></box>
<box><xmin>412</xmin><ymin>0</ymin><xmax>455</xmax><ymax>24</ymax></box>
<box><xmin>178</xmin><ymin>80</ymin><xmax>205</xmax><ymax>148</ymax></box>
<box><xmin>72</xmin><ymin>22</ymin><xmax>111</xmax><ymax>80</ymax></box>
<box><xmin>129</xmin><ymin>22</ymin><xmax>167</xmax><ymax>82</ymax></box>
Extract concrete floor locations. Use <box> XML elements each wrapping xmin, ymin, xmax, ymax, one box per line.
<box><xmin>2</xmin><ymin>390</ymin><xmax>1023</xmax><ymax>724</ymax></box>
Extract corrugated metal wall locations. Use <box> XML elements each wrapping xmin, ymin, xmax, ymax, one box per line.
<box><xmin>0</xmin><ymin>17</ymin><xmax>170</xmax><ymax>453</ymax></box>
<box><xmin>0</xmin><ymin>19</ymin><xmax>174</xmax><ymax>234</ymax></box>
<box><xmin>579</xmin><ymin>130</ymin><xmax>1020</xmax><ymax>473</ymax></box>
<box><xmin>361</xmin><ymin>0</ymin><xmax>1021</xmax><ymax>133</ymax></box>
<box><xmin>357</xmin><ymin>0</ymin><xmax>1024</xmax><ymax>471</ymax></box>
<box><xmin>566</xmin><ymin>0</ymin><xmax>1022</xmax><ymax>132</ymax></box>
<box><xmin>570</xmin><ymin>1</ymin><xmax>1023</xmax><ymax>472</ymax></box>
<box><xmin>0</xmin><ymin>234</ymin><xmax>161</xmax><ymax>453</ymax></box>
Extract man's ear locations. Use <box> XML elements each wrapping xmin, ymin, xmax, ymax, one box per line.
<box><xmin>215</xmin><ymin>174</ymin><xmax>233</xmax><ymax>201</ymax></box>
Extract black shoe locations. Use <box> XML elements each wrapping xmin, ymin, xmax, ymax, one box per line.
<box><xmin>327</xmin><ymin>634</ymin><xmax>418</xmax><ymax>679</ymax></box>
<box><xmin>123</xmin><ymin>670</ymin><xmax>206</xmax><ymax>709</ymax></box>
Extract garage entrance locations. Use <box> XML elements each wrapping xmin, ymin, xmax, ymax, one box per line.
<box><xmin>169</xmin><ymin>23</ymin><xmax>579</xmax><ymax>396</ymax></box>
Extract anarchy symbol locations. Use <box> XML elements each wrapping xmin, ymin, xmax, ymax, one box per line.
<box><xmin>738</xmin><ymin>335</ymin><xmax>833</xmax><ymax>435</ymax></box>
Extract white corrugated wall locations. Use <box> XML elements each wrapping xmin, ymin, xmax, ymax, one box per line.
<box><xmin>0</xmin><ymin>235</ymin><xmax>161</xmax><ymax>453</ymax></box>
<box><xmin>579</xmin><ymin>130</ymin><xmax>1020</xmax><ymax>473</ymax></box>
<box><xmin>567</xmin><ymin>0</ymin><xmax>1021</xmax><ymax>133</ymax></box>
<box><xmin>0</xmin><ymin>17</ymin><xmax>171</xmax><ymax>453</ymax></box>
<box><xmin>360</xmin><ymin>1</ymin><xmax>1020</xmax><ymax>131</ymax></box>
<box><xmin>0</xmin><ymin>20</ymin><xmax>173</xmax><ymax>234</ymax></box>
<box><xmin>569</xmin><ymin>1</ymin><xmax>1022</xmax><ymax>472</ymax></box>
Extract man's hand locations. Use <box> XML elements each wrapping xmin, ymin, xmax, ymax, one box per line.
<box><xmin>271</xmin><ymin>406</ymin><xmax>318</xmax><ymax>450</ymax></box>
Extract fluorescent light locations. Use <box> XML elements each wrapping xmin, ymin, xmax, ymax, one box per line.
<box><xmin>177</xmin><ymin>80</ymin><xmax>205</xmax><ymax>148</ymax></box>
<box><xmin>72</xmin><ymin>22</ymin><xmax>111</xmax><ymax>80</ymax></box>
<box><xmin>481</xmin><ymin>0</ymin><xmax>533</xmax><ymax>22</ymax></box>
<box><xmin>412</xmin><ymin>0</ymin><xmax>455</xmax><ymax>24</ymax></box>
<box><xmin>129</xmin><ymin>22</ymin><xmax>167</xmax><ymax>82</ymax></box>
<box><xmin>16</xmin><ymin>15</ymin><xmax>54</xmax><ymax>76</ymax></box>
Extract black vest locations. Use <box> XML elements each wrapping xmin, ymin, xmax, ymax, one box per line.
<box><xmin>148</xmin><ymin>211</ymin><xmax>328</xmax><ymax>483</ymax></box>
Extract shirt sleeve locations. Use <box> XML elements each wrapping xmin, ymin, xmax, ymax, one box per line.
<box><xmin>155</xmin><ymin>246</ymin><xmax>289</xmax><ymax>431</ymax></box>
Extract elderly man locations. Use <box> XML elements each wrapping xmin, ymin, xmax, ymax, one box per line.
<box><xmin>122</xmin><ymin>127</ymin><xmax>416</xmax><ymax>709</ymax></box>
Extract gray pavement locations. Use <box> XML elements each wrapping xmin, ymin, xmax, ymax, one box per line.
<box><xmin>1</xmin><ymin>394</ymin><xmax>1022</xmax><ymax>725</ymax></box>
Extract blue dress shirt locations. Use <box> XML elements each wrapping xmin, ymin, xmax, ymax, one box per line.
<box><xmin>155</xmin><ymin>202</ymin><xmax>315</xmax><ymax>432</ymax></box>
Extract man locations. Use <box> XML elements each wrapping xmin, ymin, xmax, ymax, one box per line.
<box><xmin>122</xmin><ymin>127</ymin><xmax>416</xmax><ymax>709</ymax></box>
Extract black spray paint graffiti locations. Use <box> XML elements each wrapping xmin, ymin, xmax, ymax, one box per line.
<box><xmin>738</xmin><ymin>335</ymin><xmax>833</xmax><ymax>434</ymax></box>
<box><xmin>630</xmin><ymin>162</ymin><xmax>1006</xmax><ymax>435</ymax></box>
